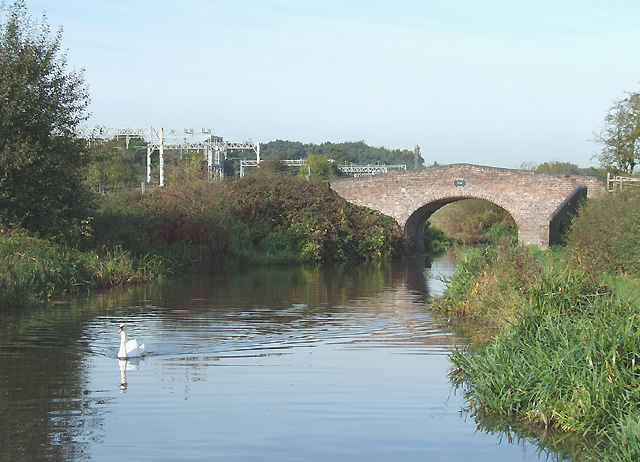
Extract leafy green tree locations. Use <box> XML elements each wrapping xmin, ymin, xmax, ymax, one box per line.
<box><xmin>0</xmin><ymin>0</ymin><xmax>90</xmax><ymax>237</ymax></box>
<box><xmin>85</xmin><ymin>140</ymin><xmax>146</xmax><ymax>194</ymax></box>
<box><xmin>594</xmin><ymin>91</ymin><xmax>640</xmax><ymax>174</ymax></box>
<box><xmin>535</xmin><ymin>161</ymin><xmax>580</xmax><ymax>175</ymax></box>
<box><xmin>252</xmin><ymin>158</ymin><xmax>292</xmax><ymax>176</ymax></box>
<box><xmin>300</xmin><ymin>153</ymin><xmax>338</xmax><ymax>180</ymax></box>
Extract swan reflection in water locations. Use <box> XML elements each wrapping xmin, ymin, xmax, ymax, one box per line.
<box><xmin>118</xmin><ymin>358</ymin><xmax>142</xmax><ymax>392</ymax></box>
<box><xmin>117</xmin><ymin>323</ymin><xmax>147</xmax><ymax>392</ymax></box>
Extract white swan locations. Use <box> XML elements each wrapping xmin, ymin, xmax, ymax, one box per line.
<box><xmin>118</xmin><ymin>324</ymin><xmax>145</xmax><ymax>359</ymax></box>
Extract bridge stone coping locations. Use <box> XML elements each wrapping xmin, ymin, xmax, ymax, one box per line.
<box><xmin>330</xmin><ymin>163</ymin><xmax>604</xmax><ymax>252</ymax></box>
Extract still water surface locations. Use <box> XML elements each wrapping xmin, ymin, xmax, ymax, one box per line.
<box><xmin>0</xmin><ymin>254</ymin><xmax>561</xmax><ymax>461</ymax></box>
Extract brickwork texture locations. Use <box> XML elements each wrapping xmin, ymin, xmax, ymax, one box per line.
<box><xmin>330</xmin><ymin>164</ymin><xmax>605</xmax><ymax>252</ymax></box>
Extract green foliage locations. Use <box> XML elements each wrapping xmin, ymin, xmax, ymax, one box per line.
<box><xmin>594</xmin><ymin>90</ymin><xmax>640</xmax><ymax>174</ymax></box>
<box><xmin>0</xmin><ymin>1</ymin><xmax>91</xmax><ymax>238</ymax></box>
<box><xmin>436</xmin><ymin>183</ymin><xmax>640</xmax><ymax>459</ymax></box>
<box><xmin>244</xmin><ymin>158</ymin><xmax>297</xmax><ymax>177</ymax></box>
<box><xmin>450</xmin><ymin>269</ymin><xmax>640</xmax><ymax>460</ymax></box>
<box><xmin>84</xmin><ymin>139</ymin><xmax>147</xmax><ymax>194</ymax></box>
<box><xmin>227</xmin><ymin>176</ymin><xmax>404</xmax><ymax>263</ymax></box>
<box><xmin>86</xmin><ymin>176</ymin><xmax>404</xmax><ymax>271</ymax></box>
<box><xmin>0</xmin><ymin>229</ymin><xmax>167</xmax><ymax>307</ymax></box>
<box><xmin>519</xmin><ymin>160</ymin><xmax>600</xmax><ymax>177</ymax></box>
<box><xmin>423</xmin><ymin>224</ymin><xmax>455</xmax><ymax>253</ymax></box>
<box><xmin>260</xmin><ymin>140</ymin><xmax>424</xmax><ymax>169</ymax></box>
<box><xmin>164</xmin><ymin>154</ymin><xmax>209</xmax><ymax>183</ymax></box>
<box><xmin>300</xmin><ymin>153</ymin><xmax>339</xmax><ymax>180</ymax></box>
<box><xmin>567</xmin><ymin>185</ymin><xmax>640</xmax><ymax>276</ymax></box>
<box><xmin>432</xmin><ymin>243</ymin><xmax>544</xmax><ymax>327</ymax></box>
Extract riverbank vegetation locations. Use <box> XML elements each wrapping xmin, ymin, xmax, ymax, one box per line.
<box><xmin>91</xmin><ymin>174</ymin><xmax>405</xmax><ymax>268</ymax></box>
<box><xmin>0</xmin><ymin>174</ymin><xmax>404</xmax><ymax>307</ymax></box>
<box><xmin>433</xmin><ymin>184</ymin><xmax>640</xmax><ymax>461</ymax></box>
<box><xmin>0</xmin><ymin>230</ymin><xmax>167</xmax><ymax>307</ymax></box>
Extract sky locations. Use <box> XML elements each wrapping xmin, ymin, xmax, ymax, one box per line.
<box><xmin>16</xmin><ymin>0</ymin><xmax>640</xmax><ymax>168</ymax></box>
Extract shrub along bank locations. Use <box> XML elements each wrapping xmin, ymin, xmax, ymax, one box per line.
<box><xmin>436</xmin><ymin>186</ymin><xmax>640</xmax><ymax>461</ymax></box>
<box><xmin>0</xmin><ymin>176</ymin><xmax>404</xmax><ymax>307</ymax></box>
<box><xmin>90</xmin><ymin>175</ymin><xmax>404</xmax><ymax>267</ymax></box>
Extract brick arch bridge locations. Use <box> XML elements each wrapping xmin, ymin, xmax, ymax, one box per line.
<box><xmin>330</xmin><ymin>164</ymin><xmax>603</xmax><ymax>252</ymax></box>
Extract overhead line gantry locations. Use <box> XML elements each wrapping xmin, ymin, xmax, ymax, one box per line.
<box><xmin>80</xmin><ymin>126</ymin><xmax>260</xmax><ymax>186</ymax></box>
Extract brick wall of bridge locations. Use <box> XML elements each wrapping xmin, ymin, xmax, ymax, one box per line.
<box><xmin>330</xmin><ymin>164</ymin><xmax>601</xmax><ymax>251</ymax></box>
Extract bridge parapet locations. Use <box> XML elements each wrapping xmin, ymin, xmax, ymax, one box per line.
<box><xmin>331</xmin><ymin>164</ymin><xmax>602</xmax><ymax>252</ymax></box>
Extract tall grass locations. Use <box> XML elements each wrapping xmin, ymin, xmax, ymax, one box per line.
<box><xmin>449</xmin><ymin>266</ymin><xmax>640</xmax><ymax>460</ymax></box>
<box><xmin>0</xmin><ymin>231</ymin><xmax>169</xmax><ymax>307</ymax></box>
<box><xmin>432</xmin><ymin>241</ymin><xmax>544</xmax><ymax>328</ymax></box>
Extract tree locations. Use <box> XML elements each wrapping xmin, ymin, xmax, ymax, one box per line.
<box><xmin>594</xmin><ymin>91</ymin><xmax>640</xmax><ymax>174</ymax></box>
<box><xmin>0</xmin><ymin>0</ymin><xmax>91</xmax><ymax>237</ymax></box>
<box><xmin>253</xmin><ymin>158</ymin><xmax>289</xmax><ymax>176</ymax></box>
<box><xmin>300</xmin><ymin>153</ymin><xmax>338</xmax><ymax>180</ymax></box>
<box><xmin>85</xmin><ymin>141</ymin><xmax>144</xmax><ymax>194</ymax></box>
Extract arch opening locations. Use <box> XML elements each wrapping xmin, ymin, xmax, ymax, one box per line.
<box><xmin>405</xmin><ymin>197</ymin><xmax>518</xmax><ymax>254</ymax></box>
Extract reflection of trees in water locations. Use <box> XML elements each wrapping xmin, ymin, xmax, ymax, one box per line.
<box><xmin>81</xmin><ymin>257</ymin><xmax>457</xmax><ymax>358</ymax></box>
<box><xmin>83</xmin><ymin>256</ymin><xmax>448</xmax><ymax>318</ymax></box>
<box><xmin>157</xmin><ymin>257</ymin><xmax>434</xmax><ymax>312</ymax></box>
<box><xmin>0</xmin><ymin>255</ymin><xmax>451</xmax><ymax>461</ymax></box>
<box><xmin>135</xmin><ymin>258</ymin><xmax>436</xmax><ymax>335</ymax></box>
<box><xmin>0</xmin><ymin>304</ymin><xmax>108</xmax><ymax>461</ymax></box>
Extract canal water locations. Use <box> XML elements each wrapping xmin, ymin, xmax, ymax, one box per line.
<box><xmin>0</xmin><ymin>254</ymin><xmax>562</xmax><ymax>461</ymax></box>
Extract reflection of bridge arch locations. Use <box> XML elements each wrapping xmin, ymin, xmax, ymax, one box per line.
<box><xmin>331</xmin><ymin>164</ymin><xmax>604</xmax><ymax>252</ymax></box>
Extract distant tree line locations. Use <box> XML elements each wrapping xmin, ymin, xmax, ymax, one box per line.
<box><xmin>519</xmin><ymin>161</ymin><xmax>601</xmax><ymax>177</ymax></box>
<box><xmin>259</xmin><ymin>140</ymin><xmax>424</xmax><ymax>169</ymax></box>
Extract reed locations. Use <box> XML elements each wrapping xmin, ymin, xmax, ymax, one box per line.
<box><xmin>449</xmin><ymin>265</ymin><xmax>640</xmax><ymax>460</ymax></box>
<box><xmin>432</xmin><ymin>241</ymin><xmax>543</xmax><ymax>329</ymax></box>
<box><xmin>0</xmin><ymin>232</ymin><xmax>171</xmax><ymax>307</ymax></box>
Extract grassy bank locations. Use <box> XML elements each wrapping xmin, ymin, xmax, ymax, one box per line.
<box><xmin>446</xmin><ymin>257</ymin><xmax>640</xmax><ymax>460</ymax></box>
<box><xmin>435</xmin><ymin>186</ymin><xmax>640</xmax><ymax>460</ymax></box>
<box><xmin>0</xmin><ymin>230</ymin><xmax>169</xmax><ymax>307</ymax></box>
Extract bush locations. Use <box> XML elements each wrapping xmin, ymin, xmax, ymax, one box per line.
<box><xmin>424</xmin><ymin>224</ymin><xmax>455</xmax><ymax>253</ymax></box>
<box><xmin>89</xmin><ymin>175</ymin><xmax>405</xmax><ymax>269</ymax></box>
<box><xmin>227</xmin><ymin>176</ymin><xmax>404</xmax><ymax>263</ymax></box>
<box><xmin>567</xmin><ymin>186</ymin><xmax>640</xmax><ymax>277</ymax></box>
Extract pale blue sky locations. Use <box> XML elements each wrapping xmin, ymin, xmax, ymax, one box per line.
<box><xmin>21</xmin><ymin>0</ymin><xmax>640</xmax><ymax>168</ymax></box>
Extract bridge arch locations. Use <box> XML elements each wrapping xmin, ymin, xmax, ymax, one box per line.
<box><xmin>330</xmin><ymin>164</ymin><xmax>602</xmax><ymax>252</ymax></box>
<box><xmin>404</xmin><ymin>195</ymin><xmax>518</xmax><ymax>253</ymax></box>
